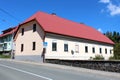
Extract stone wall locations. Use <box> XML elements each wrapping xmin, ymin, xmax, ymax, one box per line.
<box><xmin>45</xmin><ymin>59</ymin><xmax>120</xmax><ymax>73</ymax></box>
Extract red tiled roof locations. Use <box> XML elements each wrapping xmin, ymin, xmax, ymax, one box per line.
<box><xmin>0</xmin><ymin>27</ymin><xmax>18</xmax><ymax>37</ymax></box>
<box><xmin>21</xmin><ymin>11</ymin><xmax>114</xmax><ymax>45</ymax></box>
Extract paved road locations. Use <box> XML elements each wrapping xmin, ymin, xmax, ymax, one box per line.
<box><xmin>0</xmin><ymin>60</ymin><xmax>120</xmax><ymax>80</ymax></box>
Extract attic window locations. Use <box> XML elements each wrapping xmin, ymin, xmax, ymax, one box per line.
<box><xmin>33</xmin><ymin>24</ymin><xmax>36</xmax><ymax>32</ymax></box>
<box><xmin>21</xmin><ymin>28</ymin><xmax>24</xmax><ymax>36</ymax></box>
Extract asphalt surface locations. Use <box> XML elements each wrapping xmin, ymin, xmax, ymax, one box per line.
<box><xmin>0</xmin><ymin>59</ymin><xmax>120</xmax><ymax>80</ymax></box>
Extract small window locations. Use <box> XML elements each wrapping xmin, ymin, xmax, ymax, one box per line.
<box><xmin>100</xmin><ymin>48</ymin><xmax>102</xmax><ymax>54</ymax></box>
<box><xmin>75</xmin><ymin>45</ymin><xmax>79</xmax><ymax>53</ymax></box>
<box><xmin>21</xmin><ymin>28</ymin><xmax>24</xmax><ymax>36</ymax></box>
<box><xmin>105</xmin><ymin>48</ymin><xmax>107</xmax><ymax>54</ymax></box>
<box><xmin>92</xmin><ymin>47</ymin><xmax>95</xmax><ymax>53</ymax></box>
<box><xmin>32</xmin><ymin>42</ymin><xmax>36</xmax><ymax>50</ymax></box>
<box><xmin>64</xmin><ymin>44</ymin><xmax>68</xmax><ymax>52</ymax></box>
<box><xmin>85</xmin><ymin>46</ymin><xmax>88</xmax><ymax>53</ymax></box>
<box><xmin>33</xmin><ymin>24</ymin><xmax>36</xmax><ymax>32</ymax></box>
<box><xmin>4</xmin><ymin>43</ymin><xmax>7</xmax><ymax>49</ymax></box>
<box><xmin>52</xmin><ymin>42</ymin><xmax>57</xmax><ymax>51</ymax></box>
<box><xmin>21</xmin><ymin>44</ymin><xmax>24</xmax><ymax>52</ymax></box>
<box><xmin>110</xmin><ymin>50</ymin><xmax>112</xmax><ymax>54</ymax></box>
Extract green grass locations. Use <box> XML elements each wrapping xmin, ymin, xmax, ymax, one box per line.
<box><xmin>0</xmin><ymin>54</ymin><xmax>11</xmax><ymax>58</ymax></box>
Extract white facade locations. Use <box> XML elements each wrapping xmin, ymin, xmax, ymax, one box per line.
<box><xmin>45</xmin><ymin>33</ymin><xmax>113</xmax><ymax>60</ymax></box>
<box><xmin>14</xmin><ymin>20</ymin><xmax>114</xmax><ymax>61</ymax></box>
<box><xmin>0</xmin><ymin>34</ymin><xmax>13</xmax><ymax>52</ymax></box>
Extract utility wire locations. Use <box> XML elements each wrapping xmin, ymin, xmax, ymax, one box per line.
<box><xmin>0</xmin><ymin>8</ymin><xmax>21</xmax><ymax>22</ymax></box>
<box><xmin>0</xmin><ymin>17</ymin><xmax>12</xmax><ymax>27</ymax></box>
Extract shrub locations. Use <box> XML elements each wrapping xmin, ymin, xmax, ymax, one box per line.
<box><xmin>114</xmin><ymin>43</ymin><xmax>120</xmax><ymax>60</ymax></box>
<box><xmin>93</xmin><ymin>55</ymin><xmax>104</xmax><ymax>60</ymax></box>
<box><xmin>109</xmin><ymin>56</ymin><xmax>115</xmax><ymax>60</ymax></box>
<box><xmin>0</xmin><ymin>54</ymin><xmax>11</xmax><ymax>58</ymax></box>
<box><xmin>89</xmin><ymin>56</ymin><xmax>93</xmax><ymax>60</ymax></box>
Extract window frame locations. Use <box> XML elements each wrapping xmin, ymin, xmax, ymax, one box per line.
<box><xmin>64</xmin><ymin>44</ymin><xmax>68</xmax><ymax>52</ymax></box>
<box><xmin>21</xmin><ymin>28</ymin><xmax>24</xmax><ymax>36</ymax></box>
<box><xmin>105</xmin><ymin>48</ymin><xmax>107</xmax><ymax>54</ymax></box>
<box><xmin>33</xmin><ymin>24</ymin><xmax>36</xmax><ymax>32</ymax></box>
<box><xmin>92</xmin><ymin>47</ymin><xmax>95</xmax><ymax>53</ymax></box>
<box><xmin>21</xmin><ymin>44</ymin><xmax>24</xmax><ymax>52</ymax></box>
<box><xmin>75</xmin><ymin>44</ymin><xmax>79</xmax><ymax>53</ymax></box>
<box><xmin>99</xmin><ymin>48</ymin><xmax>102</xmax><ymax>54</ymax></box>
<box><xmin>85</xmin><ymin>46</ymin><xmax>88</xmax><ymax>53</ymax></box>
<box><xmin>52</xmin><ymin>42</ymin><xmax>57</xmax><ymax>51</ymax></box>
<box><xmin>32</xmin><ymin>42</ymin><xmax>36</xmax><ymax>50</ymax></box>
<box><xmin>110</xmin><ymin>49</ymin><xmax>112</xmax><ymax>54</ymax></box>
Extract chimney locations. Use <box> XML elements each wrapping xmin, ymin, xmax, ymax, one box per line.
<box><xmin>51</xmin><ymin>13</ymin><xmax>56</xmax><ymax>16</ymax></box>
<box><xmin>80</xmin><ymin>22</ymin><xmax>84</xmax><ymax>24</ymax></box>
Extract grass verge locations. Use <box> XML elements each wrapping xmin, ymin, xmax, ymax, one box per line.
<box><xmin>0</xmin><ymin>54</ymin><xmax>11</xmax><ymax>58</ymax></box>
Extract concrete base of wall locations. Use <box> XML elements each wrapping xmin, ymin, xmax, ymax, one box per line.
<box><xmin>15</xmin><ymin>55</ymin><xmax>43</xmax><ymax>62</ymax></box>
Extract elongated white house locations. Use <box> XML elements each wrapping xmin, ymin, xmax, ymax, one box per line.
<box><xmin>14</xmin><ymin>11</ymin><xmax>114</xmax><ymax>61</ymax></box>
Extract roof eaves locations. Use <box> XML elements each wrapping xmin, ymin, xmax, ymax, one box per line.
<box><xmin>45</xmin><ymin>31</ymin><xmax>115</xmax><ymax>45</ymax></box>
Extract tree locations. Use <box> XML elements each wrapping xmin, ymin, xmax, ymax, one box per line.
<box><xmin>114</xmin><ymin>43</ymin><xmax>120</xmax><ymax>59</ymax></box>
<box><xmin>104</xmin><ymin>31</ymin><xmax>120</xmax><ymax>60</ymax></box>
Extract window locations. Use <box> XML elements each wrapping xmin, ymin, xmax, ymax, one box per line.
<box><xmin>21</xmin><ymin>44</ymin><xmax>24</xmax><ymax>52</ymax></box>
<box><xmin>8</xmin><ymin>35</ymin><xmax>11</xmax><ymax>41</ymax></box>
<box><xmin>21</xmin><ymin>28</ymin><xmax>24</xmax><ymax>36</ymax></box>
<box><xmin>110</xmin><ymin>50</ymin><xmax>112</xmax><ymax>54</ymax></box>
<box><xmin>105</xmin><ymin>48</ymin><xmax>107</xmax><ymax>54</ymax></box>
<box><xmin>52</xmin><ymin>42</ymin><xmax>57</xmax><ymax>51</ymax></box>
<box><xmin>64</xmin><ymin>44</ymin><xmax>68</xmax><ymax>52</ymax></box>
<box><xmin>85</xmin><ymin>46</ymin><xmax>88</xmax><ymax>53</ymax></box>
<box><xmin>92</xmin><ymin>47</ymin><xmax>95</xmax><ymax>53</ymax></box>
<box><xmin>4</xmin><ymin>43</ymin><xmax>7</xmax><ymax>49</ymax></box>
<box><xmin>100</xmin><ymin>48</ymin><xmax>102</xmax><ymax>54</ymax></box>
<box><xmin>32</xmin><ymin>42</ymin><xmax>36</xmax><ymax>50</ymax></box>
<box><xmin>33</xmin><ymin>24</ymin><xmax>36</xmax><ymax>32</ymax></box>
<box><xmin>75</xmin><ymin>45</ymin><xmax>79</xmax><ymax>53</ymax></box>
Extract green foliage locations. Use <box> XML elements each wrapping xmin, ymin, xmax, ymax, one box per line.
<box><xmin>93</xmin><ymin>55</ymin><xmax>104</xmax><ymax>60</ymax></box>
<box><xmin>89</xmin><ymin>56</ymin><xmax>93</xmax><ymax>60</ymax></box>
<box><xmin>104</xmin><ymin>31</ymin><xmax>120</xmax><ymax>43</ymax></box>
<box><xmin>114</xmin><ymin>43</ymin><xmax>120</xmax><ymax>59</ymax></box>
<box><xmin>109</xmin><ymin>56</ymin><xmax>115</xmax><ymax>60</ymax></box>
<box><xmin>0</xmin><ymin>54</ymin><xmax>11</xmax><ymax>58</ymax></box>
<box><xmin>104</xmin><ymin>31</ymin><xmax>120</xmax><ymax>60</ymax></box>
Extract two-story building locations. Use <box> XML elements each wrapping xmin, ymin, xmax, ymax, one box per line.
<box><xmin>14</xmin><ymin>11</ymin><xmax>114</xmax><ymax>62</ymax></box>
<box><xmin>0</xmin><ymin>27</ymin><xmax>17</xmax><ymax>54</ymax></box>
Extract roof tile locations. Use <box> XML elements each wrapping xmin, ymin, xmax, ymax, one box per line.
<box><xmin>22</xmin><ymin>11</ymin><xmax>114</xmax><ymax>45</ymax></box>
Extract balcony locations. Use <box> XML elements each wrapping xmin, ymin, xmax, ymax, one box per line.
<box><xmin>0</xmin><ymin>42</ymin><xmax>12</xmax><ymax>52</ymax></box>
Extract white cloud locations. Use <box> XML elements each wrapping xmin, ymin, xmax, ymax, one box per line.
<box><xmin>98</xmin><ymin>28</ymin><xmax>103</xmax><ymax>33</ymax></box>
<box><xmin>107</xmin><ymin>3</ymin><xmax>120</xmax><ymax>16</ymax></box>
<box><xmin>99</xmin><ymin>0</ymin><xmax>120</xmax><ymax>16</ymax></box>
<box><xmin>99</xmin><ymin>0</ymin><xmax>110</xmax><ymax>3</ymax></box>
<box><xmin>101</xmin><ymin>9</ymin><xmax>105</xmax><ymax>13</ymax></box>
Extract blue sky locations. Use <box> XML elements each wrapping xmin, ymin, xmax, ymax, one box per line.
<box><xmin>0</xmin><ymin>0</ymin><xmax>120</xmax><ymax>34</ymax></box>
